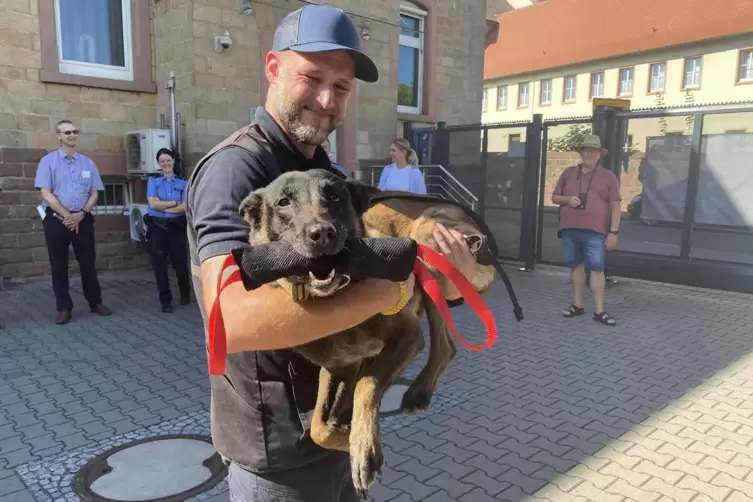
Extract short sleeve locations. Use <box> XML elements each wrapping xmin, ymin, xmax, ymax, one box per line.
<box><xmin>377</xmin><ymin>166</ymin><xmax>390</xmax><ymax>190</ymax></box>
<box><xmin>606</xmin><ymin>171</ymin><xmax>621</xmax><ymax>203</ymax></box>
<box><xmin>410</xmin><ymin>168</ymin><xmax>427</xmax><ymax>194</ymax></box>
<box><xmin>553</xmin><ymin>167</ymin><xmax>570</xmax><ymax>195</ymax></box>
<box><xmin>89</xmin><ymin>160</ymin><xmax>105</xmax><ymax>191</ymax></box>
<box><xmin>146</xmin><ymin>178</ymin><xmax>158</xmax><ymax>199</ymax></box>
<box><xmin>34</xmin><ymin>157</ymin><xmax>53</xmax><ymax>190</ymax></box>
<box><xmin>188</xmin><ymin>147</ymin><xmax>270</xmax><ymax>264</ymax></box>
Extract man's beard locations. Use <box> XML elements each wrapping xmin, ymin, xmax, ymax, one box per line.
<box><xmin>275</xmin><ymin>88</ymin><xmax>342</xmax><ymax>146</ymax></box>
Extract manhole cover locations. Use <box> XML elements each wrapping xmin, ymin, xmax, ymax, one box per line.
<box><xmin>74</xmin><ymin>434</ymin><xmax>227</xmax><ymax>502</ymax></box>
<box><xmin>380</xmin><ymin>378</ymin><xmax>413</xmax><ymax>417</ymax></box>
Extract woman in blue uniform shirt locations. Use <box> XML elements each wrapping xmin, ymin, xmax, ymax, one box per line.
<box><xmin>146</xmin><ymin>148</ymin><xmax>191</xmax><ymax>313</ymax></box>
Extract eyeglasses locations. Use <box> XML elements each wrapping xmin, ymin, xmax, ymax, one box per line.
<box><xmin>61</xmin><ymin>130</ymin><xmax>79</xmax><ymax>136</ymax></box>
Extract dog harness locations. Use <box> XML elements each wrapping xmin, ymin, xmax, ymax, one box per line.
<box><xmin>206</xmin><ymin>193</ymin><xmax>524</xmax><ymax>376</ymax></box>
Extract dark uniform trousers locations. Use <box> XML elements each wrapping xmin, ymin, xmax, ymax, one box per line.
<box><xmin>147</xmin><ymin>217</ymin><xmax>191</xmax><ymax>305</ymax></box>
<box><xmin>42</xmin><ymin>208</ymin><xmax>101</xmax><ymax>311</ymax></box>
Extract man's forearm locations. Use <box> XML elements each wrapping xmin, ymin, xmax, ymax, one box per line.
<box><xmin>609</xmin><ymin>203</ymin><xmax>622</xmax><ymax>232</ymax></box>
<box><xmin>552</xmin><ymin>194</ymin><xmax>569</xmax><ymax>205</ymax></box>
<box><xmin>40</xmin><ymin>190</ymin><xmax>71</xmax><ymax>217</ymax></box>
<box><xmin>202</xmin><ymin>254</ymin><xmax>395</xmax><ymax>353</ymax></box>
<box><xmin>83</xmin><ymin>192</ymin><xmax>98</xmax><ymax>213</ymax></box>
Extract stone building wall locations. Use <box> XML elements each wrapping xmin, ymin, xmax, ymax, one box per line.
<box><xmin>0</xmin><ymin>0</ymin><xmax>487</xmax><ymax>281</ymax></box>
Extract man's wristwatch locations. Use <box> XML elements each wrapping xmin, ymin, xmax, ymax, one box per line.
<box><xmin>609</xmin><ymin>230</ymin><xmax>619</xmax><ymax>235</ymax></box>
<box><xmin>173</xmin><ymin>200</ymin><xmax>179</xmax><ymax>208</ymax></box>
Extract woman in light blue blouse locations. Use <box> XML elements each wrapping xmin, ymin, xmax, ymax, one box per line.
<box><xmin>377</xmin><ymin>138</ymin><xmax>427</xmax><ymax>194</ymax></box>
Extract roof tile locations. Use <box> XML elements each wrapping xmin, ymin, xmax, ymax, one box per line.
<box><xmin>484</xmin><ymin>0</ymin><xmax>753</xmax><ymax>79</ymax></box>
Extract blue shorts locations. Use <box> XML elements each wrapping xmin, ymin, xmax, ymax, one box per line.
<box><xmin>561</xmin><ymin>229</ymin><xmax>606</xmax><ymax>272</ymax></box>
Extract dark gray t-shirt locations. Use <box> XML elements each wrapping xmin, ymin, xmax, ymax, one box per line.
<box><xmin>186</xmin><ymin>107</ymin><xmax>344</xmax><ymax>473</ymax></box>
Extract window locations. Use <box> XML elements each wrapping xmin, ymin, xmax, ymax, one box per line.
<box><xmin>540</xmin><ymin>79</ymin><xmax>552</xmax><ymax>105</ymax></box>
<box><xmin>649</xmin><ymin>63</ymin><xmax>666</xmax><ymax>92</ymax></box>
<box><xmin>94</xmin><ymin>182</ymin><xmax>129</xmax><ymax>215</ymax></box>
<box><xmin>518</xmin><ymin>82</ymin><xmax>529</xmax><ymax>107</ymax></box>
<box><xmin>54</xmin><ymin>0</ymin><xmax>133</xmax><ymax>81</ymax></box>
<box><xmin>563</xmin><ymin>75</ymin><xmax>577</xmax><ymax>102</ymax></box>
<box><xmin>482</xmin><ymin>88</ymin><xmax>488</xmax><ymax>112</ymax></box>
<box><xmin>738</xmin><ymin>49</ymin><xmax>753</xmax><ymax>83</ymax></box>
<box><xmin>397</xmin><ymin>5</ymin><xmax>426</xmax><ymax>114</ymax></box>
<box><xmin>683</xmin><ymin>57</ymin><xmax>702</xmax><ymax>89</ymax></box>
<box><xmin>590</xmin><ymin>72</ymin><xmax>604</xmax><ymax>98</ymax></box>
<box><xmin>508</xmin><ymin>134</ymin><xmax>521</xmax><ymax>149</ymax></box>
<box><xmin>618</xmin><ymin>68</ymin><xmax>634</xmax><ymax>96</ymax></box>
<box><xmin>497</xmin><ymin>86</ymin><xmax>507</xmax><ymax>109</ymax></box>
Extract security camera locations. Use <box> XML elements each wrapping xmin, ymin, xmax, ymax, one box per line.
<box><xmin>214</xmin><ymin>30</ymin><xmax>232</xmax><ymax>52</ymax></box>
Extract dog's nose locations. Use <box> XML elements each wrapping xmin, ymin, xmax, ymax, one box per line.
<box><xmin>306</xmin><ymin>223</ymin><xmax>337</xmax><ymax>249</ymax></box>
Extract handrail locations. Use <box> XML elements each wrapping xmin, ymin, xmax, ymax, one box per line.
<box><xmin>362</xmin><ymin>164</ymin><xmax>479</xmax><ymax>211</ymax></box>
<box><xmin>421</xmin><ymin>165</ymin><xmax>479</xmax><ymax>203</ymax></box>
<box><xmin>425</xmin><ymin>175</ymin><xmax>474</xmax><ymax>206</ymax></box>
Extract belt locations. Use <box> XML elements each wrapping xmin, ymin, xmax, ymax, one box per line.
<box><xmin>45</xmin><ymin>207</ymin><xmax>84</xmax><ymax>220</ymax></box>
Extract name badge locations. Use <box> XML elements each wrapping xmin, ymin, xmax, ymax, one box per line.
<box><xmin>82</xmin><ymin>171</ymin><xmax>91</xmax><ymax>179</ymax></box>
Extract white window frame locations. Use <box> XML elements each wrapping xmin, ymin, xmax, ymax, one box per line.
<box><xmin>327</xmin><ymin>130</ymin><xmax>338</xmax><ymax>163</ymax></box>
<box><xmin>497</xmin><ymin>85</ymin><xmax>507</xmax><ymax>109</ymax></box>
<box><xmin>619</xmin><ymin>68</ymin><xmax>634</xmax><ymax>96</ymax></box>
<box><xmin>482</xmin><ymin>88</ymin><xmax>488</xmax><ymax>112</ymax></box>
<box><xmin>93</xmin><ymin>182</ymin><xmax>130</xmax><ymax>216</ymax></box>
<box><xmin>683</xmin><ymin>57</ymin><xmax>702</xmax><ymax>89</ymax></box>
<box><xmin>518</xmin><ymin>82</ymin><xmax>529</xmax><ymax>107</ymax></box>
<box><xmin>590</xmin><ymin>72</ymin><xmax>604</xmax><ymax>98</ymax></box>
<box><xmin>540</xmin><ymin>79</ymin><xmax>552</xmax><ymax>105</ymax></box>
<box><xmin>54</xmin><ymin>0</ymin><xmax>134</xmax><ymax>82</ymax></box>
<box><xmin>649</xmin><ymin>63</ymin><xmax>666</xmax><ymax>92</ymax></box>
<box><xmin>564</xmin><ymin>76</ymin><xmax>577</xmax><ymax>102</ymax></box>
<box><xmin>397</xmin><ymin>4</ymin><xmax>426</xmax><ymax>115</ymax></box>
<box><xmin>738</xmin><ymin>49</ymin><xmax>753</xmax><ymax>83</ymax></box>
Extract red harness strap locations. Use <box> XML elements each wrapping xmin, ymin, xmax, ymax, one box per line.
<box><xmin>206</xmin><ymin>244</ymin><xmax>497</xmax><ymax>375</ymax></box>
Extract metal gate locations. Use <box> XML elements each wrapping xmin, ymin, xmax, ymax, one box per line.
<box><xmin>407</xmin><ymin>118</ymin><xmax>543</xmax><ymax>268</ymax></box>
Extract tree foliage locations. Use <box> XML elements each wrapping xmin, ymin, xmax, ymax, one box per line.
<box><xmin>549</xmin><ymin>125</ymin><xmax>591</xmax><ymax>152</ymax></box>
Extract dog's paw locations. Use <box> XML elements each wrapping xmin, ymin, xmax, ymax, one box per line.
<box><xmin>400</xmin><ymin>386</ymin><xmax>433</xmax><ymax>415</ymax></box>
<box><xmin>349</xmin><ymin>429</ymin><xmax>383</xmax><ymax>497</ymax></box>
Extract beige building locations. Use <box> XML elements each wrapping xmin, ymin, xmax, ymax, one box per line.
<box><xmin>482</xmin><ymin>0</ymin><xmax>753</xmax><ymax>152</ymax></box>
<box><xmin>0</xmin><ymin>0</ymin><xmax>493</xmax><ymax>280</ymax></box>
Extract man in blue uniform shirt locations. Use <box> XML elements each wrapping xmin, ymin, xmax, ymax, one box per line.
<box><xmin>34</xmin><ymin>119</ymin><xmax>113</xmax><ymax>325</ymax></box>
<box><xmin>146</xmin><ymin>148</ymin><xmax>191</xmax><ymax>313</ymax></box>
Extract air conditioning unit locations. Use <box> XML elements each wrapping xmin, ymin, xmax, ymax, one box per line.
<box><xmin>125</xmin><ymin>129</ymin><xmax>172</xmax><ymax>175</ymax></box>
<box><xmin>124</xmin><ymin>203</ymin><xmax>150</xmax><ymax>242</ymax></box>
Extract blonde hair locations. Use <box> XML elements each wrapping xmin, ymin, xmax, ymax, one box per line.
<box><xmin>392</xmin><ymin>138</ymin><xmax>419</xmax><ymax>166</ymax></box>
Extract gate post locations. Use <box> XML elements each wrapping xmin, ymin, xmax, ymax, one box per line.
<box><xmin>593</xmin><ymin>105</ymin><xmax>620</xmax><ymax>176</ymax></box>
<box><xmin>479</xmin><ymin>126</ymin><xmax>488</xmax><ymax>215</ymax></box>
<box><xmin>429</xmin><ymin>122</ymin><xmax>450</xmax><ymax>198</ymax></box>
<box><xmin>519</xmin><ymin>113</ymin><xmax>544</xmax><ymax>271</ymax></box>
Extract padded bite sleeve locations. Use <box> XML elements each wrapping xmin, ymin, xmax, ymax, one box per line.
<box><xmin>230</xmin><ymin>237</ymin><xmax>417</xmax><ymax>291</ymax></box>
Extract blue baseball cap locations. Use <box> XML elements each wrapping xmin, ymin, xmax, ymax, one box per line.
<box><xmin>273</xmin><ymin>5</ymin><xmax>379</xmax><ymax>83</ymax></box>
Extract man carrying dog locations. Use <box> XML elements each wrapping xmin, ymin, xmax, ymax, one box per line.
<box><xmin>186</xmin><ymin>5</ymin><xmax>476</xmax><ymax>501</ymax></box>
<box><xmin>552</xmin><ymin>135</ymin><xmax>621</xmax><ymax>326</ymax></box>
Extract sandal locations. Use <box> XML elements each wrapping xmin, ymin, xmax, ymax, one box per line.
<box><xmin>561</xmin><ymin>305</ymin><xmax>585</xmax><ymax>317</ymax></box>
<box><xmin>593</xmin><ymin>312</ymin><xmax>617</xmax><ymax>326</ymax></box>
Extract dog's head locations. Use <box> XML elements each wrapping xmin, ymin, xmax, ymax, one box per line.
<box><xmin>239</xmin><ymin>169</ymin><xmax>374</xmax><ymax>297</ymax></box>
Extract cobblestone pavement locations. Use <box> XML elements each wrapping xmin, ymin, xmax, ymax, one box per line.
<box><xmin>2</xmin><ymin>266</ymin><xmax>753</xmax><ymax>501</ymax></box>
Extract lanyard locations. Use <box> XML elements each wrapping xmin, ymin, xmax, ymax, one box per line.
<box><xmin>577</xmin><ymin>165</ymin><xmax>597</xmax><ymax>197</ymax></box>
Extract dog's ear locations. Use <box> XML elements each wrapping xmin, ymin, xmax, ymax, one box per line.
<box><xmin>346</xmin><ymin>181</ymin><xmax>376</xmax><ymax>215</ymax></box>
<box><xmin>239</xmin><ymin>191</ymin><xmax>263</xmax><ymax>229</ymax></box>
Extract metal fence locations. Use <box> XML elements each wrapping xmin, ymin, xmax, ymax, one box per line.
<box><xmin>399</xmin><ymin>101</ymin><xmax>753</xmax><ymax>293</ymax></box>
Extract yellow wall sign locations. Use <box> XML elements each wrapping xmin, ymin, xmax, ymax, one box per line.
<box><xmin>592</xmin><ymin>98</ymin><xmax>631</xmax><ymax>111</ymax></box>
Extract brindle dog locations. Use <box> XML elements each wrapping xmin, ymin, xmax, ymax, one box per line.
<box><xmin>239</xmin><ymin>169</ymin><xmax>496</xmax><ymax>496</ymax></box>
